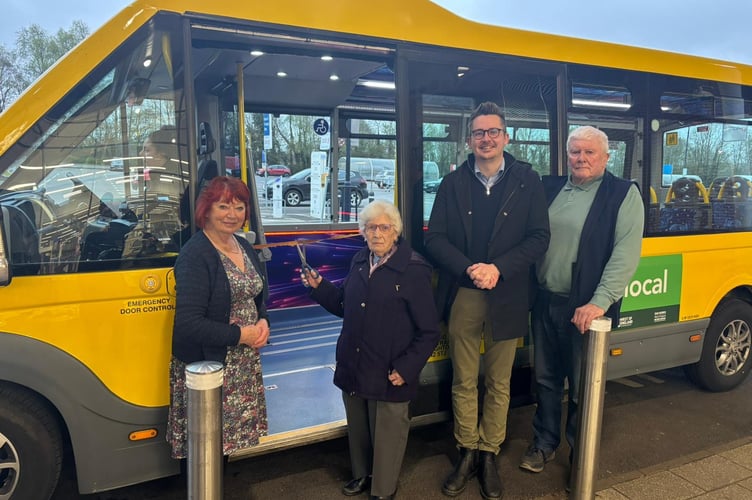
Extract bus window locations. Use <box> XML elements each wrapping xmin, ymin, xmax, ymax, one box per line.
<box><xmin>0</xmin><ymin>18</ymin><xmax>187</xmax><ymax>275</ymax></box>
<box><xmin>408</xmin><ymin>55</ymin><xmax>558</xmax><ymax>226</ymax></box>
<box><xmin>647</xmin><ymin>80</ymin><xmax>752</xmax><ymax>235</ymax></box>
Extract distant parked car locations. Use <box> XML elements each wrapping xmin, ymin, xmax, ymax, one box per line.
<box><xmin>257</xmin><ymin>164</ymin><xmax>292</xmax><ymax>176</ymax></box>
<box><xmin>267</xmin><ymin>168</ymin><xmax>370</xmax><ymax>207</ymax></box>
<box><xmin>375</xmin><ymin>169</ymin><xmax>395</xmax><ymax>189</ymax></box>
<box><xmin>424</xmin><ymin>178</ymin><xmax>442</xmax><ymax>193</ymax></box>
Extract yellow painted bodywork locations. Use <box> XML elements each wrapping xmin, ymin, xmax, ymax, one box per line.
<box><xmin>641</xmin><ymin>232</ymin><xmax>752</xmax><ymax>321</ymax></box>
<box><xmin>2</xmin><ymin>269</ymin><xmax>176</xmax><ymax>406</ymax></box>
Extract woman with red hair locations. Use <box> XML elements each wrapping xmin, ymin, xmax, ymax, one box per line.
<box><xmin>167</xmin><ymin>176</ymin><xmax>270</xmax><ymax>458</ymax></box>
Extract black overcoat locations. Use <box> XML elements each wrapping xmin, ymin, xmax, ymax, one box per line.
<box><xmin>425</xmin><ymin>152</ymin><xmax>550</xmax><ymax>341</ymax></box>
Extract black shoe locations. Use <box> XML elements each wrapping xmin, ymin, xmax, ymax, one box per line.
<box><xmin>342</xmin><ymin>476</ymin><xmax>371</xmax><ymax>496</ymax></box>
<box><xmin>478</xmin><ymin>451</ymin><xmax>502</xmax><ymax>500</ymax></box>
<box><xmin>442</xmin><ymin>447</ymin><xmax>478</xmax><ymax>497</ymax></box>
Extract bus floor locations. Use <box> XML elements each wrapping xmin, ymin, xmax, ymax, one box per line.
<box><xmin>261</xmin><ymin>305</ymin><xmax>345</xmax><ymax>434</ymax></box>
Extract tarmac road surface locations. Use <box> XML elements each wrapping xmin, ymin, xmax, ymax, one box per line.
<box><xmin>52</xmin><ymin>367</ymin><xmax>752</xmax><ymax>499</ymax></box>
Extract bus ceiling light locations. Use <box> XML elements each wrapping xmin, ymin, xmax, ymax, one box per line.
<box><xmin>321</xmin><ymin>55</ymin><xmax>333</xmax><ymax>61</ymax></box>
<box><xmin>329</xmin><ymin>74</ymin><xmax>339</xmax><ymax>81</ymax></box>
<box><xmin>250</xmin><ymin>50</ymin><xmax>264</xmax><ymax>57</ymax></box>
<box><xmin>129</xmin><ymin>429</ymin><xmax>158</xmax><ymax>441</ymax></box>
<box><xmin>610</xmin><ymin>347</ymin><xmax>624</xmax><ymax>357</ymax></box>
<box><xmin>571</xmin><ymin>99</ymin><xmax>632</xmax><ymax>110</ymax></box>
<box><xmin>277</xmin><ymin>71</ymin><xmax>287</xmax><ymax>78</ymax></box>
<box><xmin>357</xmin><ymin>79</ymin><xmax>395</xmax><ymax>90</ymax></box>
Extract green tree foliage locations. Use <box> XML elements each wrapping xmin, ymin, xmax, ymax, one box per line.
<box><xmin>0</xmin><ymin>21</ymin><xmax>89</xmax><ymax>112</ymax></box>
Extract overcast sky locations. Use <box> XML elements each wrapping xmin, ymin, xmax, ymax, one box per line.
<box><xmin>2</xmin><ymin>0</ymin><xmax>751</xmax><ymax>66</ymax></box>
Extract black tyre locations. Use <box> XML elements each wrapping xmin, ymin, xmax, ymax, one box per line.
<box><xmin>284</xmin><ymin>189</ymin><xmax>303</xmax><ymax>207</ymax></box>
<box><xmin>0</xmin><ymin>385</ymin><xmax>63</xmax><ymax>500</ymax></box>
<box><xmin>684</xmin><ymin>299</ymin><xmax>752</xmax><ymax>391</ymax></box>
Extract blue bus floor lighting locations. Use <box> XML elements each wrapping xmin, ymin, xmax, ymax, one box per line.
<box><xmin>263</xmin><ymin>366</ymin><xmax>345</xmax><ymax>434</ymax></box>
<box><xmin>261</xmin><ymin>306</ymin><xmax>345</xmax><ymax>434</ymax></box>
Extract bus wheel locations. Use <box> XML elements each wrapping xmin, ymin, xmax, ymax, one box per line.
<box><xmin>684</xmin><ymin>299</ymin><xmax>752</xmax><ymax>391</ymax></box>
<box><xmin>0</xmin><ymin>385</ymin><xmax>63</xmax><ymax>500</ymax></box>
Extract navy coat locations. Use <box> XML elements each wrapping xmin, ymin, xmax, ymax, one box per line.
<box><xmin>425</xmin><ymin>152</ymin><xmax>550</xmax><ymax>341</ymax></box>
<box><xmin>172</xmin><ymin>231</ymin><xmax>269</xmax><ymax>364</ymax></box>
<box><xmin>310</xmin><ymin>240</ymin><xmax>440</xmax><ymax>402</ymax></box>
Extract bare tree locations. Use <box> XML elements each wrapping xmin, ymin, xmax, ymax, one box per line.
<box><xmin>0</xmin><ymin>21</ymin><xmax>89</xmax><ymax>111</ymax></box>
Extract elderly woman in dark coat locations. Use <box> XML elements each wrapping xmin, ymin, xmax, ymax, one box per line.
<box><xmin>301</xmin><ymin>200</ymin><xmax>440</xmax><ymax>500</ymax></box>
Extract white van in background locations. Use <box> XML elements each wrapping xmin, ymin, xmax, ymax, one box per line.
<box><xmin>423</xmin><ymin>161</ymin><xmax>440</xmax><ymax>182</ymax></box>
<box><xmin>338</xmin><ymin>157</ymin><xmax>395</xmax><ymax>182</ymax></box>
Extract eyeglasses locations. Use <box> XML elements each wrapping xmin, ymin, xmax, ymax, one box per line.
<box><xmin>364</xmin><ymin>223</ymin><xmax>394</xmax><ymax>234</ymax></box>
<box><xmin>470</xmin><ymin>128</ymin><xmax>506</xmax><ymax>140</ymax></box>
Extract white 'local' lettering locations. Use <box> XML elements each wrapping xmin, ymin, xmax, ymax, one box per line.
<box><xmin>625</xmin><ymin>269</ymin><xmax>668</xmax><ymax>298</ymax></box>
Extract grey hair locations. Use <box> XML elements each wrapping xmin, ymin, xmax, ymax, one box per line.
<box><xmin>358</xmin><ymin>199</ymin><xmax>403</xmax><ymax>236</ymax></box>
<box><xmin>567</xmin><ymin>125</ymin><xmax>609</xmax><ymax>154</ymax></box>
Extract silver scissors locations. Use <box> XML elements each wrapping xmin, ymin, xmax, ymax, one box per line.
<box><xmin>296</xmin><ymin>242</ymin><xmax>319</xmax><ymax>286</ymax></box>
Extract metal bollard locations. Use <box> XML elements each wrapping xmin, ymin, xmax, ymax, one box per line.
<box><xmin>570</xmin><ymin>317</ymin><xmax>612</xmax><ymax>500</ymax></box>
<box><xmin>186</xmin><ymin>361</ymin><xmax>224</xmax><ymax>500</ymax></box>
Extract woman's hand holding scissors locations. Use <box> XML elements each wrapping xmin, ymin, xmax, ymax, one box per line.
<box><xmin>300</xmin><ymin>267</ymin><xmax>322</xmax><ymax>289</ymax></box>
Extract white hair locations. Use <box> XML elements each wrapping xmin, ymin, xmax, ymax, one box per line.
<box><xmin>358</xmin><ymin>199</ymin><xmax>403</xmax><ymax>235</ymax></box>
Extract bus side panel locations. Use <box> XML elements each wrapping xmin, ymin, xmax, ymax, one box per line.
<box><xmin>606</xmin><ymin>320</ymin><xmax>708</xmax><ymax>380</ymax></box>
<box><xmin>0</xmin><ymin>333</ymin><xmax>178</xmax><ymax>494</ymax></box>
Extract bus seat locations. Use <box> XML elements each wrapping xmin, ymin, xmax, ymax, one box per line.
<box><xmin>663</xmin><ymin>176</ymin><xmax>709</xmax><ymax>204</ymax></box>
<box><xmin>659</xmin><ymin>177</ymin><xmax>710</xmax><ymax>232</ymax></box>
<box><xmin>708</xmin><ymin>177</ymin><xmax>727</xmax><ymax>199</ymax></box>
<box><xmin>717</xmin><ymin>176</ymin><xmax>752</xmax><ymax>200</ymax></box>
<box><xmin>79</xmin><ymin>218</ymin><xmax>136</xmax><ymax>271</ymax></box>
<box><xmin>711</xmin><ymin>176</ymin><xmax>752</xmax><ymax>229</ymax></box>
<box><xmin>646</xmin><ymin>186</ymin><xmax>661</xmax><ymax>233</ymax></box>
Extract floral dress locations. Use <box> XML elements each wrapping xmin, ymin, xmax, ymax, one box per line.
<box><xmin>167</xmin><ymin>250</ymin><xmax>268</xmax><ymax>458</ymax></box>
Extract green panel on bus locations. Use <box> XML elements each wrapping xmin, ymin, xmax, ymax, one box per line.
<box><xmin>619</xmin><ymin>254</ymin><xmax>682</xmax><ymax>328</ymax></box>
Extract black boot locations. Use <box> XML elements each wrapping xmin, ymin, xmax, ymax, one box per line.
<box><xmin>478</xmin><ymin>451</ymin><xmax>502</xmax><ymax>500</ymax></box>
<box><xmin>442</xmin><ymin>447</ymin><xmax>478</xmax><ymax>497</ymax></box>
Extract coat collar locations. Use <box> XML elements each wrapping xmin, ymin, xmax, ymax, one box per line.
<box><xmin>353</xmin><ymin>237</ymin><xmax>411</xmax><ymax>273</ymax></box>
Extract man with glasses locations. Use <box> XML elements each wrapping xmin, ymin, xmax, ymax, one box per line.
<box><xmin>425</xmin><ymin>101</ymin><xmax>550</xmax><ymax>499</ymax></box>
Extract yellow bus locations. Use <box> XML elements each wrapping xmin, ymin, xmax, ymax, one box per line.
<box><xmin>1</xmin><ymin>0</ymin><xmax>751</xmax><ymax>497</ymax></box>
